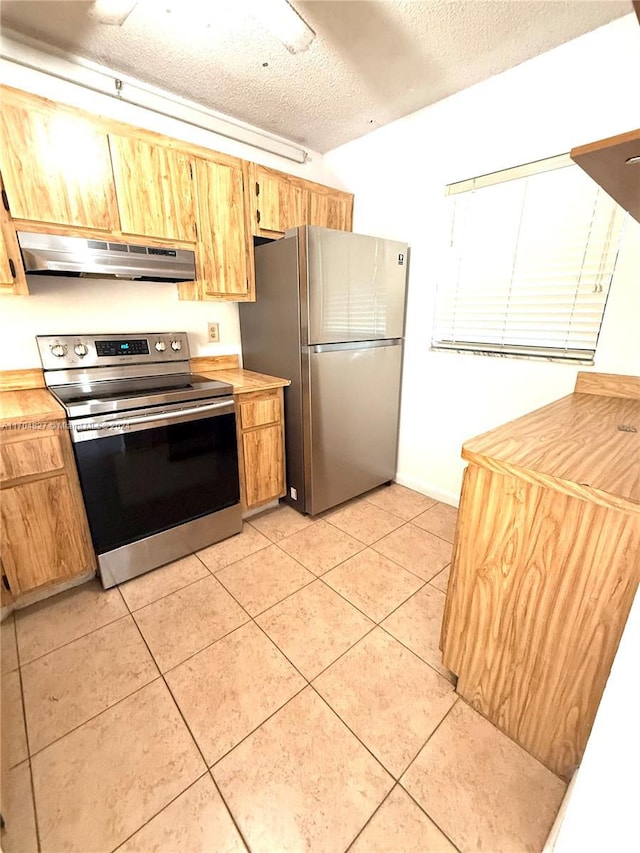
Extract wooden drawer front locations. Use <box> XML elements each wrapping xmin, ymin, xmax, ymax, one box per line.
<box><xmin>0</xmin><ymin>434</ymin><xmax>63</xmax><ymax>483</ymax></box>
<box><xmin>240</xmin><ymin>397</ymin><xmax>280</xmax><ymax>430</ymax></box>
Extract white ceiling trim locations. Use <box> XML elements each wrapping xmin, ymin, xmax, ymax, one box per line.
<box><xmin>0</xmin><ymin>30</ymin><xmax>309</xmax><ymax>163</ymax></box>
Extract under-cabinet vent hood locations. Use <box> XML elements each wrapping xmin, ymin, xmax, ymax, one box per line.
<box><xmin>17</xmin><ymin>232</ymin><xmax>196</xmax><ymax>282</ymax></box>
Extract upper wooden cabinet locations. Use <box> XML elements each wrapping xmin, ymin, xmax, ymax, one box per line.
<box><xmin>0</xmin><ymin>85</ymin><xmax>355</xmax><ymax>301</ymax></box>
<box><xmin>308</xmin><ymin>187</ymin><xmax>354</xmax><ymax>231</ymax></box>
<box><xmin>571</xmin><ymin>129</ymin><xmax>640</xmax><ymax>224</ymax></box>
<box><xmin>0</xmin><ymin>175</ymin><xmax>28</xmax><ymax>296</ymax></box>
<box><xmin>0</xmin><ymin>91</ymin><xmax>120</xmax><ymax>231</ymax></box>
<box><xmin>109</xmin><ymin>135</ymin><xmax>196</xmax><ymax>241</ymax></box>
<box><xmin>192</xmin><ymin>157</ymin><xmax>253</xmax><ymax>300</ymax></box>
<box><xmin>250</xmin><ymin>163</ymin><xmax>308</xmax><ymax>235</ymax></box>
<box><xmin>249</xmin><ymin>162</ymin><xmax>354</xmax><ymax>237</ymax></box>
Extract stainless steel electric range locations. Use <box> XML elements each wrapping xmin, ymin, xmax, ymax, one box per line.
<box><xmin>37</xmin><ymin>332</ymin><xmax>242</xmax><ymax>589</ymax></box>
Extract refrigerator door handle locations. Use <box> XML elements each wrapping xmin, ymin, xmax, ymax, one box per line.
<box><xmin>309</xmin><ymin>338</ymin><xmax>403</xmax><ymax>354</ymax></box>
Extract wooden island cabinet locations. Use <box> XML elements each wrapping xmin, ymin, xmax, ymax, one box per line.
<box><xmin>441</xmin><ymin>372</ymin><xmax>640</xmax><ymax>780</ymax></box>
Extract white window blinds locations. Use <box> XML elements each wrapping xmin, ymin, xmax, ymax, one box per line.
<box><xmin>431</xmin><ymin>156</ymin><xmax>626</xmax><ymax>362</ymax></box>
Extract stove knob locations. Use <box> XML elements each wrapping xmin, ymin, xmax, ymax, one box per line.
<box><xmin>50</xmin><ymin>344</ymin><xmax>67</xmax><ymax>357</ymax></box>
<box><xmin>170</xmin><ymin>340</ymin><xmax>182</xmax><ymax>352</ymax></box>
<box><xmin>155</xmin><ymin>341</ymin><xmax>166</xmax><ymax>352</ymax></box>
<box><xmin>74</xmin><ymin>344</ymin><xmax>88</xmax><ymax>357</ymax></box>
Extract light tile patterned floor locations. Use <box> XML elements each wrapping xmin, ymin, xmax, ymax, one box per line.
<box><xmin>0</xmin><ymin>485</ymin><xmax>566</xmax><ymax>853</ymax></box>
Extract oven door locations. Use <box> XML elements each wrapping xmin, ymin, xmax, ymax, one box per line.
<box><xmin>70</xmin><ymin>398</ymin><xmax>240</xmax><ymax>556</ymax></box>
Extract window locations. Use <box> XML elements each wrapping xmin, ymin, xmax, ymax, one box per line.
<box><xmin>431</xmin><ymin>154</ymin><xmax>626</xmax><ymax>363</ymax></box>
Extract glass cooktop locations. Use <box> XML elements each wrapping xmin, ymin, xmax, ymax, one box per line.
<box><xmin>50</xmin><ymin>373</ymin><xmax>234</xmax><ymax>417</ymax></box>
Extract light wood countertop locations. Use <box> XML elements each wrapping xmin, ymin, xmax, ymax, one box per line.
<box><xmin>0</xmin><ymin>388</ymin><xmax>66</xmax><ymax>426</ymax></box>
<box><xmin>197</xmin><ymin>368</ymin><xmax>290</xmax><ymax>394</ymax></box>
<box><xmin>462</xmin><ymin>392</ymin><xmax>640</xmax><ymax>512</ymax></box>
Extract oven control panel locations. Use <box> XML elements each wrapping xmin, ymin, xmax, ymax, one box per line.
<box><xmin>36</xmin><ymin>332</ymin><xmax>190</xmax><ymax>370</ymax></box>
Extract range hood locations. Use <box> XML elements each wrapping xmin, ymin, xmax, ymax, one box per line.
<box><xmin>17</xmin><ymin>232</ymin><xmax>196</xmax><ymax>282</ymax></box>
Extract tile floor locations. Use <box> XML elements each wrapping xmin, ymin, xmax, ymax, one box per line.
<box><xmin>0</xmin><ymin>485</ymin><xmax>566</xmax><ymax>853</ymax></box>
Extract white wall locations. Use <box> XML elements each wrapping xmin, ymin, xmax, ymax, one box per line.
<box><xmin>0</xmin><ymin>47</ymin><xmax>331</xmax><ymax>369</ymax></box>
<box><xmin>324</xmin><ymin>14</ymin><xmax>640</xmax><ymax>505</ymax></box>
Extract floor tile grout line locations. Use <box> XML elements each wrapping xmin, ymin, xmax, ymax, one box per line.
<box><xmin>156</xmin><ymin>677</ymin><xmax>255</xmax><ymax>853</ymax></box>
<box><xmin>126</xmin><ymin>570</ymin><xmax>244</xmax><ymax>620</ymax></box>
<box><xmin>397</xmin><ymin>782</ymin><xmax>464</xmax><ymax>853</ymax></box>
<box><xmin>400</xmin><ymin>697</ymin><xmax>460</xmax><ymax>782</ymax></box>
<box><xmin>11</xmin><ymin>613</ymin><xmax>42</xmax><ymax>853</ymax></box>
<box><xmin>112</xmin><ymin>610</ymin><xmax>257</xmax><ymax>853</ymax></box>
<box><xmin>317</xmin><ymin>565</ymin><xmax>427</xmax><ymax>628</ymax></box>
<box><xmin>120</xmin><ymin>567</ymin><xmax>215</xmax><ymax>615</ymax></box>
<box><xmin>343</xmin><ymin>781</ymin><xmax>395</xmax><ymax>852</ymax></box>
<box><xmin>308</xmin><ymin>681</ymin><xmax>402</xmax><ymax>783</ymax></box>
<box><xmin>306</xmin><ymin>630</ymin><xmax>457</xmax><ymax>783</ymax></box>
<box><xmin>205</xmin><ymin>770</ymin><xmax>252</xmax><ymax>853</ymax></box>
<box><xmin>369</xmin><ymin>536</ymin><xmax>451</xmax><ymax>585</ymax></box>
<box><xmin>208</xmin><ymin>680</ymin><xmax>309</xmax><ymax>771</ymax></box>
<box><xmin>321</xmin><ymin>513</ymin><xmax>405</xmax><ymax>547</ymax></box>
<box><xmin>24</xmin><ymin>674</ymin><xmax>164</xmax><ymax>762</ymax></box>
<box><xmin>198</xmin><ymin>540</ymin><xmax>273</xmax><ymax>576</ymax></box>
<box><xmin>14</xmin><ymin>607</ymin><xmax>131</xmax><ymax>669</ymax></box>
<box><xmin>376</xmin><ymin>619</ymin><xmax>456</xmax><ymax>686</ymax></box>
<box><xmin>452</xmin><ymin>693</ymin><xmax>568</xmax><ymax>780</ymax></box>
<box><xmin>213</xmin><ymin>560</ymin><xmax>318</xmax><ymax>619</ymax></box>
<box><xmin>109</xmin><ymin>768</ymin><xmax>211</xmax><ymax>853</ymax></box>
<box><xmin>359</xmin><ymin>495</ymin><xmax>440</xmax><ymax>522</ymax></box>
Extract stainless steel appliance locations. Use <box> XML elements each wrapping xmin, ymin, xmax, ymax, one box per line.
<box><xmin>19</xmin><ymin>232</ymin><xmax>196</xmax><ymax>281</ymax></box>
<box><xmin>240</xmin><ymin>225</ymin><xmax>408</xmax><ymax>515</ymax></box>
<box><xmin>37</xmin><ymin>332</ymin><xmax>241</xmax><ymax>588</ymax></box>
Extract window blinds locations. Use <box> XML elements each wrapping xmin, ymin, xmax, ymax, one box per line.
<box><xmin>431</xmin><ymin>158</ymin><xmax>626</xmax><ymax>362</ymax></box>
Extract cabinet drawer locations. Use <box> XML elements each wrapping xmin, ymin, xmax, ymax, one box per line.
<box><xmin>0</xmin><ymin>433</ymin><xmax>64</xmax><ymax>483</ymax></box>
<box><xmin>239</xmin><ymin>397</ymin><xmax>280</xmax><ymax>430</ymax></box>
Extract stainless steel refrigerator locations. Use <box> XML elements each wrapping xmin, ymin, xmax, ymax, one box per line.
<box><xmin>240</xmin><ymin>225</ymin><xmax>408</xmax><ymax>515</ymax></box>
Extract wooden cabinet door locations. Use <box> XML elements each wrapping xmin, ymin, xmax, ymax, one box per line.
<box><xmin>1</xmin><ymin>475</ymin><xmax>93</xmax><ymax>594</ymax></box>
<box><xmin>109</xmin><ymin>135</ymin><xmax>196</xmax><ymax>241</ymax></box>
<box><xmin>195</xmin><ymin>157</ymin><xmax>251</xmax><ymax>298</ymax></box>
<box><xmin>242</xmin><ymin>425</ymin><xmax>285</xmax><ymax>507</ymax></box>
<box><xmin>0</xmin><ymin>174</ymin><xmax>28</xmax><ymax>295</ymax></box>
<box><xmin>252</xmin><ymin>165</ymin><xmax>307</xmax><ymax>234</ymax></box>
<box><xmin>308</xmin><ymin>189</ymin><xmax>354</xmax><ymax>231</ymax></box>
<box><xmin>0</xmin><ymin>96</ymin><xmax>120</xmax><ymax>231</ymax></box>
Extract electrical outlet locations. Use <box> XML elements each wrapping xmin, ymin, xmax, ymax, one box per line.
<box><xmin>207</xmin><ymin>322</ymin><xmax>220</xmax><ymax>343</ymax></box>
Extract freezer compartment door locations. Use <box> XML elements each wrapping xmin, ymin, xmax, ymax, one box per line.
<box><xmin>307</xmin><ymin>340</ymin><xmax>403</xmax><ymax>515</ymax></box>
<box><xmin>306</xmin><ymin>227</ymin><xmax>408</xmax><ymax>344</ymax></box>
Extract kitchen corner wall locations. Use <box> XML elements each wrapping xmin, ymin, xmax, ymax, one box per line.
<box><xmin>323</xmin><ymin>14</ymin><xmax>640</xmax><ymax>506</ymax></box>
<box><xmin>0</xmin><ymin>50</ymin><xmax>329</xmax><ymax>370</ymax></box>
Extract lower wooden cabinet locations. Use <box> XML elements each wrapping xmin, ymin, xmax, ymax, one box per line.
<box><xmin>0</xmin><ymin>423</ymin><xmax>95</xmax><ymax>596</ymax></box>
<box><xmin>235</xmin><ymin>388</ymin><xmax>286</xmax><ymax>510</ymax></box>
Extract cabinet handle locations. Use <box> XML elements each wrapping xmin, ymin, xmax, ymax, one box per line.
<box><xmin>256</xmin><ymin>209</ymin><xmax>261</xmax><ymax>224</ymax></box>
<box><xmin>255</xmin><ymin>182</ymin><xmax>260</xmax><ymax>197</ymax></box>
<box><xmin>1</xmin><ymin>189</ymin><xmax>9</xmax><ymax>212</ymax></box>
<box><xmin>9</xmin><ymin>259</ymin><xmax>16</xmax><ymax>279</ymax></box>
<box><xmin>2</xmin><ymin>573</ymin><xmax>11</xmax><ymax>592</ymax></box>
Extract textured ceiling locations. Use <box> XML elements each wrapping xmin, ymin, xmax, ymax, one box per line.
<box><xmin>0</xmin><ymin>0</ymin><xmax>632</xmax><ymax>153</ymax></box>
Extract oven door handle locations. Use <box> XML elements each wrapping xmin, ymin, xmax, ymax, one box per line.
<box><xmin>71</xmin><ymin>398</ymin><xmax>235</xmax><ymax>441</ymax></box>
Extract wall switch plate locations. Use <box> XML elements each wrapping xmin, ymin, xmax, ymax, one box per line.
<box><xmin>207</xmin><ymin>322</ymin><xmax>220</xmax><ymax>343</ymax></box>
